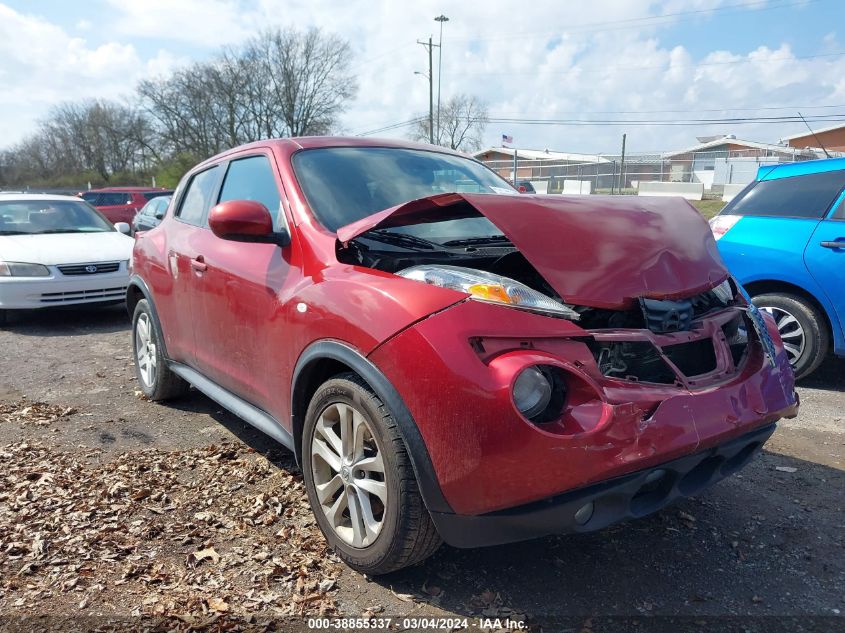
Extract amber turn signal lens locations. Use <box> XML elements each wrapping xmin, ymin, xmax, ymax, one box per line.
<box><xmin>467</xmin><ymin>283</ymin><xmax>517</xmax><ymax>305</ymax></box>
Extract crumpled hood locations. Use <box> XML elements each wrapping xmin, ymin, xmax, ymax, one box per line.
<box><xmin>337</xmin><ymin>193</ymin><xmax>728</xmax><ymax>310</ymax></box>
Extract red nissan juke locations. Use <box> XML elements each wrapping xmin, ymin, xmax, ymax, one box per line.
<box><xmin>128</xmin><ymin>137</ymin><xmax>799</xmax><ymax>574</ymax></box>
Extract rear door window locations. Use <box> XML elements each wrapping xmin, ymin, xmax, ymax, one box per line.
<box><xmin>721</xmin><ymin>169</ymin><xmax>845</xmax><ymax>219</ymax></box>
<box><xmin>177</xmin><ymin>166</ymin><xmax>221</xmax><ymax>226</ymax></box>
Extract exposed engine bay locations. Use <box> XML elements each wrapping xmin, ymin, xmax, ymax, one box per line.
<box><xmin>335</xmin><ymin>193</ymin><xmax>757</xmax><ymax>388</ymax></box>
<box><xmin>338</xmin><ymin>225</ymin><xmax>751</xmax><ymax>388</ymax></box>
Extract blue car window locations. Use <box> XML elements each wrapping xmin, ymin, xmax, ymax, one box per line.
<box><xmin>721</xmin><ymin>169</ymin><xmax>845</xmax><ymax>219</ymax></box>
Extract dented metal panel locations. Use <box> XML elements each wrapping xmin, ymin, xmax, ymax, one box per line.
<box><xmin>337</xmin><ymin>192</ymin><xmax>729</xmax><ymax>309</ymax></box>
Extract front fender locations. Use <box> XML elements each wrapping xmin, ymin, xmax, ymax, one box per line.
<box><xmin>290</xmin><ymin>339</ymin><xmax>453</xmax><ymax>514</ymax></box>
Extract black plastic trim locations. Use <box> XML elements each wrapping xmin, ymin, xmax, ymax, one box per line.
<box><xmin>430</xmin><ymin>423</ymin><xmax>777</xmax><ymax>548</ymax></box>
<box><xmin>169</xmin><ymin>362</ymin><xmax>294</xmax><ymax>451</ymax></box>
<box><xmin>291</xmin><ymin>340</ymin><xmax>453</xmax><ymax>513</ymax></box>
<box><xmin>125</xmin><ymin>275</ymin><xmax>168</xmax><ymax>358</ymax></box>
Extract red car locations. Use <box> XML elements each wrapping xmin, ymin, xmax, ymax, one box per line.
<box><xmin>79</xmin><ymin>187</ymin><xmax>170</xmax><ymax>225</ymax></box>
<box><xmin>127</xmin><ymin>138</ymin><xmax>798</xmax><ymax>574</ymax></box>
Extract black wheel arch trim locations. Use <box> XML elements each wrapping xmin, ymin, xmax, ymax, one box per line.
<box><xmin>126</xmin><ymin>275</ymin><xmax>169</xmax><ymax>358</ymax></box>
<box><xmin>292</xmin><ymin>339</ymin><xmax>453</xmax><ymax>514</ymax></box>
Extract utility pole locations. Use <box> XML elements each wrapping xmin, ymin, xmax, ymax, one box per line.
<box><xmin>619</xmin><ymin>133</ymin><xmax>627</xmax><ymax>193</ymax></box>
<box><xmin>434</xmin><ymin>15</ymin><xmax>449</xmax><ymax>144</ymax></box>
<box><xmin>417</xmin><ymin>37</ymin><xmax>438</xmax><ymax>144</ymax></box>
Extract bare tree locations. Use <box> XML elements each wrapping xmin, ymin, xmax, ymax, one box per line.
<box><xmin>409</xmin><ymin>94</ymin><xmax>489</xmax><ymax>152</ymax></box>
<box><xmin>0</xmin><ymin>26</ymin><xmax>358</xmax><ymax>188</ymax></box>
<box><xmin>137</xmin><ymin>27</ymin><xmax>357</xmax><ymax>160</ymax></box>
<box><xmin>0</xmin><ymin>99</ymin><xmax>152</xmax><ymax>186</ymax></box>
<box><xmin>244</xmin><ymin>28</ymin><xmax>357</xmax><ymax>137</ymax></box>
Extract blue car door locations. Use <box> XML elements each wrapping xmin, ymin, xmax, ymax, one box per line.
<box><xmin>805</xmin><ymin>197</ymin><xmax>845</xmax><ymax>348</ymax></box>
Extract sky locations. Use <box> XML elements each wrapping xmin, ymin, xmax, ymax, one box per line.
<box><xmin>0</xmin><ymin>0</ymin><xmax>842</xmax><ymax>155</ymax></box>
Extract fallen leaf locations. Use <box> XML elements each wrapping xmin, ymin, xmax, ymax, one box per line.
<box><xmin>207</xmin><ymin>597</ymin><xmax>230</xmax><ymax>612</ymax></box>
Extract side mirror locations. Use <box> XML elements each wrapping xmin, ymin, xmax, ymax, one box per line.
<box><xmin>208</xmin><ymin>200</ymin><xmax>290</xmax><ymax>246</ymax></box>
<box><xmin>115</xmin><ymin>222</ymin><xmax>131</xmax><ymax>235</ymax></box>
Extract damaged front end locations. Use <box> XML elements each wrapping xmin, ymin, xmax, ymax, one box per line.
<box><xmin>354</xmin><ymin>193</ymin><xmax>798</xmax><ymax>528</ymax></box>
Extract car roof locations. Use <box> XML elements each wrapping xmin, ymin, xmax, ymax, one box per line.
<box><xmin>0</xmin><ymin>193</ymin><xmax>85</xmax><ymax>203</ymax></box>
<box><xmin>757</xmin><ymin>156</ymin><xmax>845</xmax><ymax>181</ymax></box>
<box><xmin>193</xmin><ymin>136</ymin><xmax>471</xmax><ymax>170</ymax></box>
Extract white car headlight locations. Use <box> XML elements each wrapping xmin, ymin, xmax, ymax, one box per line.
<box><xmin>0</xmin><ymin>261</ymin><xmax>51</xmax><ymax>277</ymax></box>
<box><xmin>711</xmin><ymin>278</ymin><xmax>734</xmax><ymax>304</ymax></box>
<box><xmin>396</xmin><ymin>264</ymin><xmax>579</xmax><ymax>319</ymax></box>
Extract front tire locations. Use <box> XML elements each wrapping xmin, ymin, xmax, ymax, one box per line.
<box><xmin>132</xmin><ymin>299</ymin><xmax>189</xmax><ymax>400</ymax></box>
<box><xmin>753</xmin><ymin>293</ymin><xmax>829</xmax><ymax>380</ymax></box>
<box><xmin>0</xmin><ymin>309</ymin><xmax>7</xmax><ymax>327</ymax></box>
<box><xmin>302</xmin><ymin>373</ymin><xmax>441</xmax><ymax>574</ymax></box>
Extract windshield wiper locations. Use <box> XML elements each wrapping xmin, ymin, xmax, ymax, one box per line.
<box><xmin>441</xmin><ymin>235</ymin><xmax>513</xmax><ymax>247</ymax></box>
<box><xmin>361</xmin><ymin>229</ymin><xmax>437</xmax><ymax>250</ymax></box>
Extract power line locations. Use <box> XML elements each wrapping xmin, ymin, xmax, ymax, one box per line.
<box><xmin>450</xmin><ymin>50</ymin><xmax>845</xmax><ymax>78</ymax></box>
<box><xmin>488</xmin><ymin>103</ymin><xmax>845</xmax><ymax>116</ymax></box>
<box><xmin>485</xmin><ymin>114</ymin><xmax>845</xmax><ymax>127</ymax></box>
<box><xmin>354</xmin><ymin>117</ymin><xmax>426</xmax><ymax>136</ymax></box>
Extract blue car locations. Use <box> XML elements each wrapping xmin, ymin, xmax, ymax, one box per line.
<box><xmin>712</xmin><ymin>157</ymin><xmax>845</xmax><ymax>379</ymax></box>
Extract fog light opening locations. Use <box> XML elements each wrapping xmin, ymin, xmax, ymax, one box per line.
<box><xmin>513</xmin><ymin>366</ymin><xmax>552</xmax><ymax>419</ymax></box>
<box><xmin>512</xmin><ymin>365</ymin><xmax>566</xmax><ymax>423</ymax></box>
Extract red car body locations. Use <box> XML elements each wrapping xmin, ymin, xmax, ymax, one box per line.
<box><xmin>80</xmin><ymin>187</ymin><xmax>170</xmax><ymax>225</ymax></box>
<box><xmin>127</xmin><ymin>137</ymin><xmax>798</xmax><ymax>551</ymax></box>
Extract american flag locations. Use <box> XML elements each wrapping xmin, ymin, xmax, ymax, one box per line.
<box><xmin>502</xmin><ymin>134</ymin><xmax>513</xmax><ymax>144</ymax></box>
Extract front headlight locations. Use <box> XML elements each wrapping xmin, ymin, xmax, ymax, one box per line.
<box><xmin>0</xmin><ymin>261</ymin><xmax>51</xmax><ymax>277</ymax></box>
<box><xmin>396</xmin><ymin>264</ymin><xmax>579</xmax><ymax>319</ymax></box>
<box><xmin>711</xmin><ymin>278</ymin><xmax>734</xmax><ymax>304</ymax></box>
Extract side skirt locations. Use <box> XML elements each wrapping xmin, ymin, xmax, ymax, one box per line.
<box><xmin>168</xmin><ymin>362</ymin><xmax>295</xmax><ymax>452</ymax></box>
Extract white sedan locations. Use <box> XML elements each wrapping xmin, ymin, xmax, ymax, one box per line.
<box><xmin>0</xmin><ymin>193</ymin><xmax>134</xmax><ymax>325</ymax></box>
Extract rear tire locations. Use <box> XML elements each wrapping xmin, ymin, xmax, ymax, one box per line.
<box><xmin>0</xmin><ymin>310</ymin><xmax>7</xmax><ymax>327</ymax></box>
<box><xmin>132</xmin><ymin>299</ymin><xmax>189</xmax><ymax>400</ymax></box>
<box><xmin>753</xmin><ymin>292</ymin><xmax>828</xmax><ymax>380</ymax></box>
<box><xmin>302</xmin><ymin>372</ymin><xmax>441</xmax><ymax>574</ymax></box>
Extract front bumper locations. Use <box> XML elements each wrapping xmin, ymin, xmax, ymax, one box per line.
<box><xmin>430</xmin><ymin>422</ymin><xmax>775</xmax><ymax>548</ymax></box>
<box><xmin>0</xmin><ymin>266</ymin><xmax>129</xmax><ymax>309</ymax></box>
<box><xmin>369</xmin><ymin>299</ymin><xmax>798</xmax><ymax>516</ymax></box>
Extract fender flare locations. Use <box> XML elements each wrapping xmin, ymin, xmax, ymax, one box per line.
<box><xmin>291</xmin><ymin>340</ymin><xmax>453</xmax><ymax>514</ymax></box>
<box><xmin>126</xmin><ymin>275</ymin><xmax>169</xmax><ymax>358</ymax></box>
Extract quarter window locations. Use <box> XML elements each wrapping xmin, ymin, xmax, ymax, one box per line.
<box><xmin>177</xmin><ymin>166</ymin><xmax>221</xmax><ymax>226</ymax></box>
<box><xmin>218</xmin><ymin>156</ymin><xmax>283</xmax><ymax>227</ymax></box>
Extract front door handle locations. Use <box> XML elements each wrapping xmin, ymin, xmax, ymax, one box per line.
<box><xmin>820</xmin><ymin>240</ymin><xmax>845</xmax><ymax>249</ymax></box>
<box><xmin>190</xmin><ymin>255</ymin><xmax>207</xmax><ymax>272</ymax></box>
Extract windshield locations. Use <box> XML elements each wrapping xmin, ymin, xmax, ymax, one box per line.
<box><xmin>0</xmin><ymin>200</ymin><xmax>114</xmax><ymax>235</ymax></box>
<box><xmin>292</xmin><ymin>147</ymin><xmax>516</xmax><ymax>234</ymax></box>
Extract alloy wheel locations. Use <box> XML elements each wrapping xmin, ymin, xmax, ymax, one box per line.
<box><xmin>135</xmin><ymin>313</ymin><xmax>157</xmax><ymax>387</ymax></box>
<box><xmin>310</xmin><ymin>402</ymin><xmax>387</xmax><ymax>548</ymax></box>
<box><xmin>759</xmin><ymin>305</ymin><xmax>805</xmax><ymax>366</ymax></box>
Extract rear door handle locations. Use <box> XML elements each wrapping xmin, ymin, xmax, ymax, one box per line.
<box><xmin>820</xmin><ymin>240</ymin><xmax>845</xmax><ymax>249</ymax></box>
<box><xmin>190</xmin><ymin>255</ymin><xmax>207</xmax><ymax>272</ymax></box>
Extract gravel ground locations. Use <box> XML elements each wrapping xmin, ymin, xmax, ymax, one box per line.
<box><xmin>0</xmin><ymin>305</ymin><xmax>842</xmax><ymax>632</ymax></box>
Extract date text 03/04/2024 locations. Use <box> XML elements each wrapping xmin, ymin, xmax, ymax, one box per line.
<box><xmin>306</xmin><ymin>617</ymin><xmax>527</xmax><ymax>630</ymax></box>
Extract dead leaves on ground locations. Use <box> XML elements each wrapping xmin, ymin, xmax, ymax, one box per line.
<box><xmin>0</xmin><ymin>399</ymin><xmax>76</xmax><ymax>426</ymax></box>
<box><xmin>0</xmin><ymin>438</ymin><xmax>341</xmax><ymax>619</ymax></box>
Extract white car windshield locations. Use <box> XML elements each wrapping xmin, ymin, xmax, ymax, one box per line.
<box><xmin>0</xmin><ymin>200</ymin><xmax>114</xmax><ymax>235</ymax></box>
